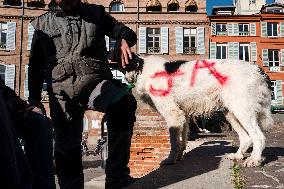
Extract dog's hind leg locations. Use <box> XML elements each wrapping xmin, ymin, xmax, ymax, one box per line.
<box><xmin>177</xmin><ymin>118</ymin><xmax>189</xmax><ymax>161</ymax></box>
<box><xmin>233</xmin><ymin>111</ymin><xmax>265</xmax><ymax>167</ymax></box>
<box><xmin>225</xmin><ymin>111</ymin><xmax>252</xmax><ymax>161</ymax></box>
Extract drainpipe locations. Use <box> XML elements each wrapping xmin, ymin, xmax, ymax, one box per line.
<box><xmin>136</xmin><ymin>0</ymin><xmax>139</xmax><ymax>53</ymax></box>
<box><xmin>18</xmin><ymin>0</ymin><xmax>24</xmax><ymax>96</ymax></box>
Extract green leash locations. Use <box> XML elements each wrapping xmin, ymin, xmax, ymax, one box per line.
<box><xmin>111</xmin><ymin>83</ymin><xmax>135</xmax><ymax>103</ymax></box>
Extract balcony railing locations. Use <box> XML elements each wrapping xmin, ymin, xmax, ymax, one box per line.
<box><xmin>269</xmin><ymin>66</ymin><xmax>281</xmax><ymax>72</ymax></box>
<box><xmin>147</xmin><ymin>47</ymin><xmax>160</xmax><ymax>54</ymax></box>
<box><xmin>239</xmin><ymin>31</ymin><xmax>249</xmax><ymax>36</ymax></box>
<box><xmin>184</xmin><ymin>47</ymin><xmax>196</xmax><ymax>54</ymax></box>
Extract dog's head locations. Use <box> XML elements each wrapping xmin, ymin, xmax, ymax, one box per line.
<box><xmin>124</xmin><ymin>53</ymin><xmax>144</xmax><ymax>84</ymax></box>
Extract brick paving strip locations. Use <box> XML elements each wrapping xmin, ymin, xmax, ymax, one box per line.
<box><xmin>84</xmin><ymin>139</ymin><xmax>234</xmax><ymax>189</ymax></box>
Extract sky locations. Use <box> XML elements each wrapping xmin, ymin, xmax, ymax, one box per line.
<box><xmin>206</xmin><ymin>0</ymin><xmax>275</xmax><ymax>15</ymax></box>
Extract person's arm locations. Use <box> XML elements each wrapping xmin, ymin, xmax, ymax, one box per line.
<box><xmin>101</xmin><ymin>6</ymin><xmax>137</xmax><ymax>67</ymax></box>
<box><xmin>27</xmin><ymin>29</ymin><xmax>46</xmax><ymax>115</ymax></box>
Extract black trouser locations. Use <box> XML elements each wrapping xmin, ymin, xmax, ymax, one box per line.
<box><xmin>50</xmin><ymin>92</ymin><xmax>137</xmax><ymax>189</ymax></box>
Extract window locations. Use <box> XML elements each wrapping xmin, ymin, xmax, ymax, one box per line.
<box><xmin>216</xmin><ymin>24</ymin><xmax>227</xmax><ymax>36</ymax></box>
<box><xmin>185</xmin><ymin>5</ymin><xmax>198</xmax><ymax>12</ymax></box>
<box><xmin>0</xmin><ymin>23</ymin><xmax>7</xmax><ymax>49</ymax></box>
<box><xmin>109</xmin><ymin>38</ymin><xmax>116</xmax><ymax>50</ymax></box>
<box><xmin>266</xmin><ymin>7</ymin><xmax>283</xmax><ymax>13</ymax></box>
<box><xmin>3</xmin><ymin>0</ymin><xmax>22</xmax><ymax>6</ymax></box>
<box><xmin>216</xmin><ymin>44</ymin><xmax>227</xmax><ymax>59</ymax></box>
<box><xmin>267</xmin><ymin>22</ymin><xmax>278</xmax><ymax>37</ymax></box>
<box><xmin>239</xmin><ymin>24</ymin><xmax>249</xmax><ymax>36</ymax></box>
<box><xmin>249</xmin><ymin>0</ymin><xmax>256</xmax><ymax>4</ymax></box>
<box><xmin>146</xmin><ymin>6</ymin><xmax>162</xmax><ymax>12</ymax></box>
<box><xmin>147</xmin><ymin>28</ymin><xmax>160</xmax><ymax>54</ymax></box>
<box><xmin>268</xmin><ymin>49</ymin><xmax>280</xmax><ymax>67</ymax></box>
<box><xmin>0</xmin><ymin>65</ymin><xmax>5</xmax><ymax>81</ymax></box>
<box><xmin>27</xmin><ymin>0</ymin><xmax>45</xmax><ymax>8</ymax></box>
<box><xmin>239</xmin><ymin>44</ymin><xmax>250</xmax><ymax>62</ymax></box>
<box><xmin>183</xmin><ymin>28</ymin><xmax>196</xmax><ymax>54</ymax></box>
<box><xmin>271</xmin><ymin>80</ymin><xmax>277</xmax><ymax>101</ymax></box>
<box><xmin>41</xmin><ymin>81</ymin><xmax>49</xmax><ymax>101</ymax></box>
<box><xmin>168</xmin><ymin>3</ymin><xmax>179</xmax><ymax>11</ymax></box>
<box><xmin>110</xmin><ymin>2</ymin><xmax>125</xmax><ymax>12</ymax></box>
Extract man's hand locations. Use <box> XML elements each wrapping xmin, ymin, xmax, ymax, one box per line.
<box><xmin>26</xmin><ymin>100</ymin><xmax>46</xmax><ymax>116</ymax></box>
<box><xmin>120</xmin><ymin>39</ymin><xmax>132</xmax><ymax>68</ymax></box>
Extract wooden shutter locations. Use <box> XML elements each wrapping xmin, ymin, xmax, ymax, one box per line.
<box><xmin>105</xmin><ymin>36</ymin><xmax>109</xmax><ymax>51</ymax></box>
<box><xmin>228</xmin><ymin>42</ymin><xmax>234</xmax><ymax>59</ymax></box>
<box><xmin>233</xmin><ymin>23</ymin><xmax>239</xmax><ymax>36</ymax></box>
<box><xmin>5</xmin><ymin>64</ymin><xmax>15</xmax><ymax>90</ymax></box>
<box><xmin>197</xmin><ymin>27</ymin><xmax>205</xmax><ymax>54</ymax></box>
<box><xmin>27</xmin><ymin>23</ymin><xmax>35</xmax><ymax>50</ymax></box>
<box><xmin>83</xmin><ymin>116</ymin><xmax>89</xmax><ymax>131</ymax></box>
<box><xmin>250</xmin><ymin>42</ymin><xmax>257</xmax><ymax>62</ymax></box>
<box><xmin>262</xmin><ymin>49</ymin><xmax>269</xmax><ymax>66</ymax></box>
<box><xmin>211</xmin><ymin>22</ymin><xmax>216</xmax><ymax>36</ymax></box>
<box><xmin>276</xmin><ymin>80</ymin><xmax>283</xmax><ymax>105</ymax></box>
<box><xmin>161</xmin><ymin>27</ymin><xmax>169</xmax><ymax>54</ymax></box>
<box><xmin>210</xmin><ymin>42</ymin><xmax>216</xmax><ymax>59</ymax></box>
<box><xmin>250</xmin><ymin>23</ymin><xmax>256</xmax><ymax>36</ymax></box>
<box><xmin>261</xmin><ymin>22</ymin><xmax>267</xmax><ymax>37</ymax></box>
<box><xmin>6</xmin><ymin>22</ymin><xmax>16</xmax><ymax>51</ymax></box>
<box><xmin>24</xmin><ymin>65</ymin><xmax>29</xmax><ymax>99</ymax></box>
<box><xmin>175</xmin><ymin>27</ymin><xmax>183</xmax><ymax>54</ymax></box>
<box><xmin>233</xmin><ymin>42</ymin><xmax>239</xmax><ymax>60</ymax></box>
<box><xmin>228</xmin><ymin>23</ymin><xmax>233</xmax><ymax>36</ymax></box>
<box><xmin>139</xmin><ymin>27</ymin><xmax>147</xmax><ymax>54</ymax></box>
<box><xmin>280</xmin><ymin>22</ymin><xmax>284</xmax><ymax>37</ymax></box>
<box><xmin>281</xmin><ymin>49</ymin><xmax>284</xmax><ymax>66</ymax></box>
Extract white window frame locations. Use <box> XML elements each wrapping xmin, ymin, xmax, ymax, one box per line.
<box><xmin>146</xmin><ymin>28</ymin><xmax>161</xmax><ymax>54</ymax></box>
<box><xmin>110</xmin><ymin>3</ymin><xmax>125</xmax><ymax>12</ymax></box>
<box><xmin>268</xmin><ymin>49</ymin><xmax>280</xmax><ymax>67</ymax></box>
<box><xmin>0</xmin><ymin>22</ymin><xmax>7</xmax><ymax>49</ymax></box>
<box><xmin>216</xmin><ymin>23</ymin><xmax>227</xmax><ymax>36</ymax></box>
<box><xmin>267</xmin><ymin>22</ymin><xmax>279</xmax><ymax>37</ymax></box>
<box><xmin>183</xmin><ymin>28</ymin><xmax>196</xmax><ymax>54</ymax></box>
<box><xmin>239</xmin><ymin>43</ymin><xmax>250</xmax><ymax>62</ymax></box>
<box><xmin>216</xmin><ymin>44</ymin><xmax>227</xmax><ymax>59</ymax></box>
<box><xmin>239</xmin><ymin>24</ymin><xmax>249</xmax><ymax>36</ymax></box>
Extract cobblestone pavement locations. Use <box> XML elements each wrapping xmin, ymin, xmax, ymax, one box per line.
<box><xmin>229</xmin><ymin>123</ymin><xmax>284</xmax><ymax>189</ymax></box>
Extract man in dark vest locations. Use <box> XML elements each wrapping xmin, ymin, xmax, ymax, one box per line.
<box><xmin>0</xmin><ymin>77</ymin><xmax>55</xmax><ymax>189</ymax></box>
<box><xmin>28</xmin><ymin>0</ymin><xmax>137</xmax><ymax>188</ymax></box>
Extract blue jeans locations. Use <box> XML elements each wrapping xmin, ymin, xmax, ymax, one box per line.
<box><xmin>13</xmin><ymin>111</ymin><xmax>56</xmax><ymax>189</ymax></box>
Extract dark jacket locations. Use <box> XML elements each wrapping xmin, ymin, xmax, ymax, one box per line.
<box><xmin>0</xmin><ymin>77</ymin><xmax>18</xmax><ymax>101</ymax></box>
<box><xmin>28</xmin><ymin>1</ymin><xmax>137</xmax><ymax>103</ymax></box>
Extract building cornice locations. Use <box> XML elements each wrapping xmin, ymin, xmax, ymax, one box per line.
<box><xmin>122</xmin><ymin>20</ymin><xmax>209</xmax><ymax>25</ymax></box>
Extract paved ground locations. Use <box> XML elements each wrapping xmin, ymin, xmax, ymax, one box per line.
<box><xmin>56</xmin><ymin>114</ymin><xmax>284</xmax><ymax>189</ymax></box>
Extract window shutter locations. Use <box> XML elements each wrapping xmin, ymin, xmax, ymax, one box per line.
<box><xmin>233</xmin><ymin>42</ymin><xmax>239</xmax><ymax>60</ymax></box>
<box><xmin>280</xmin><ymin>22</ymin><xmax>284</xmax><ymax>37</ymax></box>
<box><xmin>6</xmin><ymin>22</ymin><xmax>16</xmax><ymax>51</ymax></box>
<box><xmin>250</xmin><ymin>23</ymin><xmax>256</xmax><ymax>36</ymax></box>
<box><xmin>83</xmin><ymin>116</ymin><xmax>89</xmax><ymax>131</ymax></box>
<box><xmin>281</xmin><ymin>49</ymin><xmax>284</xmax><ymax>66</ymax></box>
<box><xmin>5</xmin><ymin>64</ymin><xmax>15</xmax><ymax>90</ymax></box>
<box><xmin>211</xmin><ymin>22</ymin><xmax>216</xmax><ymax>36</ymax></box>
<box><xmin>276</xmin><ymin>80</ymin><xmax>283</xmax><ymax>105</ymax></box>
<box><xmin>27</xmin><ymin>23</ymin><xmax>35</xmax><ymax>51</ymax></box>
<box><xmin>210</xmin><ymin>42</ymin><xmax>216</xmax><ymax>59</ymax></box>
<box><xmin>175</xmin><ymin>27</ymin><xmax>183</xmax><ymax>54</ymax></box>
<box><xmin>261</xmin><ymin>22</ymin><xmax>267</xmax><ymax>37</ymax></box>
<box><xmin>105</xmin><ymin>36</ymin><xmax>110</xmax><ymax>51</ymax></box>
<box><xmin>228</xmin><ymin>23</ymin><xmax>233</xmax><ymax>36</ymax></box>
<box><xmin>196</xmin><ymin>27</ymin><xmax>205</xmax><ymax>54</ymax></box>
<box><xmin>250</xmin><ymin>42</ymin><xmax>257</xmax><ymax>62</ymax></box>
<box><xmin>228</xmin><ymin>42</ymin><xmax>234</xmax><ymax>59</ymax></box>
<box><xmin>139</xmin><ymin>27</ymin><xmax>147</xmax><ymax>54</ymax></box>
<box><xmin>161</xmin><ymin>27</ymin><xmax>169</xmax><ymax>54</ymax></box>
<box><xmin>262</xmin><ymin>49</ymin><xmax>269</xmax><ymax>66</ymax></box>
<box><xmin>24</xmin><ymin>65</ymin><xmax>29</xmax><ymax>99</ymax></box>
<box><xmin>233</xmin><ymin>23</ymin><xmax>239</xmax><ymax>36</ymax></box>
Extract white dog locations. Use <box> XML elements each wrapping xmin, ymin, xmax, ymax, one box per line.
<box><xmin>125</xmin><ymin>56</ymin><xmax>273</xmax><ymax>167</ymax></box>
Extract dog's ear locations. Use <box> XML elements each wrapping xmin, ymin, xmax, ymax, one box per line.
<box><xmin>125</xmin><ymin>53</ymin><xmax>144</xmax><ymax>72</ymax></box>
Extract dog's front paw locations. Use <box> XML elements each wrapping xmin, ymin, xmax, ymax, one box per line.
<box><xmin>227</xmin><ymin>153</ymin><xmax>244</xmax><ymax>161</ymax></box>
<box><xmin>243</xmin><ymin>156</ymin><xmax>261</xmax><ymax>167</ymax></box>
